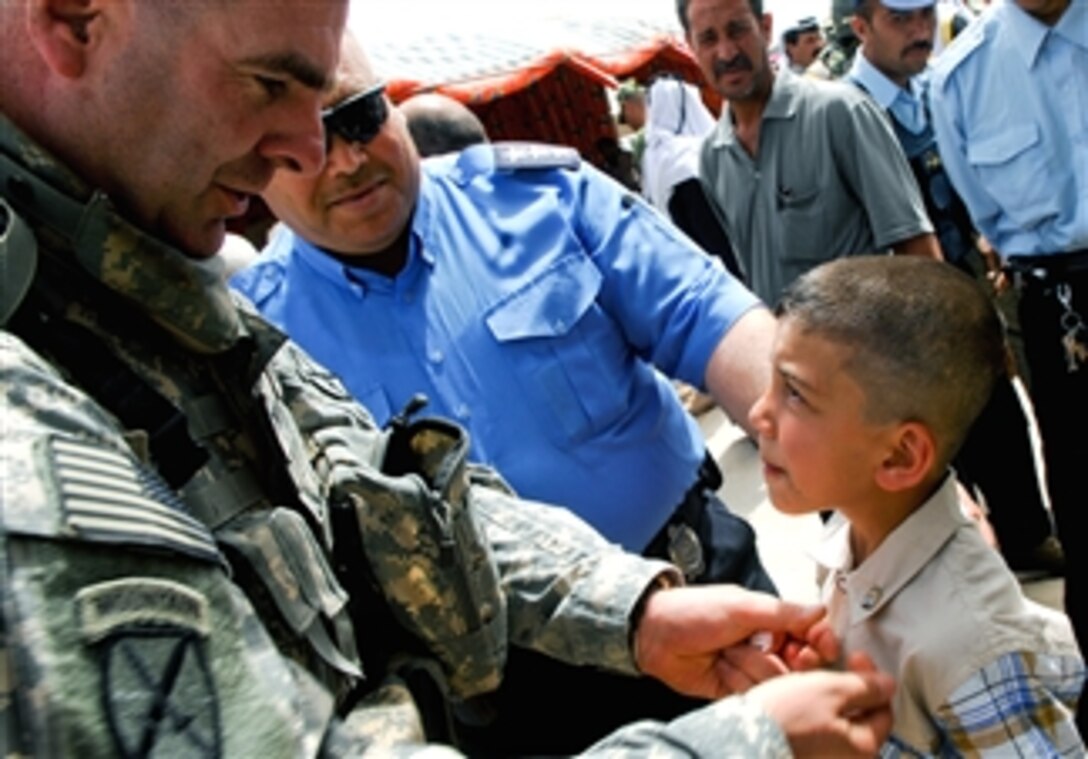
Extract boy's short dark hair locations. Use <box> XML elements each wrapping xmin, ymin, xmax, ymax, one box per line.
<box><xmin>777</xmin><ymin>256</ymin><xmax>1006</xmax><ymax>468</ymax></box>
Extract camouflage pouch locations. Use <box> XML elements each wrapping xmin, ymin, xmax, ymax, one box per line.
<box><xmin>324</xmin><ymin>416</ymin><xmax>507</xmax><ymax>700</ymax></box>
<box><xmin>215</xmin><ymin>506</ymin><xmax>364</xmax><ymax>687</ymax></box>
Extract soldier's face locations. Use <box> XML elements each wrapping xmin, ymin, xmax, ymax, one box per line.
<box><xmin>854</xmin><ymin>3</ymin><xmax>936</xmax><ymax>84</ymax></box>
<box><xmin>262</xmin><ymin>86</ymin><xmax>422</xmax><ymax>259</ymax></box>
<box><xmin>88</xmin><ymin>0</ymin><xmax>345</xmax><ymax>257</ymax></box>
<box><xmin>685</xmin><ymin>0</ymin><xmax>774</xmax><ymax>104</ymax></box>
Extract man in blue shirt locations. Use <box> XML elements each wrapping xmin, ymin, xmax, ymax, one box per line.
<box><xmin>930</xmin><ymin>0</ymin><xmax>1088</xmax><ymax>735</ymax></box>
<box><xmin>232</xmin><ymin>34</ymin><xmax>780</xmax><ymax>753</ymax></box>
<box><xmin>845</xmin><ymin>0</ymin><xmax>1062</xmax><ymax>579</ymax></box>
<box><xmin>233</xmin><ymin>38</ymin><xmax>777</xmax><ymax>590</ymax></box>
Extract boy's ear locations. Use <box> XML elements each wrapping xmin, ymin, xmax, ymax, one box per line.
<box><xmin>874</xmin><ymin>422</ymin><xmax>935</xmax><ymax>492</ymax></box>
<box><xmin>26</xmin><ymin>0</ymin><xmax>118</xmax><ymax>79</ymax></box>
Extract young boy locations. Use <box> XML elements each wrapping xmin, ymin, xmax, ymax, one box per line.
<box><xmin>749</xmin><ymin>256</ymin><xmax>1085</xmax><ymax>755</ymax></box>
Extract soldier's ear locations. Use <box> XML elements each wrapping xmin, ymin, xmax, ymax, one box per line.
<box><xmin>26</xmin><ymin>0</ymin><xmax>123</xmax><ymax>79</ymax></box>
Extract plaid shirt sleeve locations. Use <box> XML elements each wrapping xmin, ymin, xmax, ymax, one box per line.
<box><xmin>927</xmin><ymin>651</ymin><xmax>1086</xmax><ymax>756</ymax></box>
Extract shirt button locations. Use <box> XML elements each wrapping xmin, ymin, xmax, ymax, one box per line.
<box><xmin>554</xmin><ymin>318</ymin><xmax>566</xmax><ymax>331</ymax></box>
<box><xmin>455</xmin><ymin>403</ymin><xmax>471</xmax><ymax>419</ymax></box>
<box><xmin>861</xmin><ymin>587</ymin><xmax>883</xmax><ymax>611</ymax></box>
<box><xmin>428</xmin><ymin>349</ymin><xmax>444</xmax><ymax>364</ymax></box>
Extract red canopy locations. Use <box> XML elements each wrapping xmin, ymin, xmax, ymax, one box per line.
<box><xmin>375</xmin><ymin>21</ymin><xmax>719</xmax><ymax>171</ymax></box>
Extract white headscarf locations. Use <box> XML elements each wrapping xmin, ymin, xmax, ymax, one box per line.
<box><xmin>641</xmin><ymin>78</ymin><xmax>718</xmax><ymax>212</ymax></box>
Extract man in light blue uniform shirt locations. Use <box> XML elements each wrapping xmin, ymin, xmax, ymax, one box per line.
<box><xmin>845</xmin><ymin>0</ymin><xmax>1061</xmax><ymax>578</ymax></box>
<box><xmin>930</xmin><ymin>0</ymin><xmax>1088</xmax><ymax>736</ymax></box>
<box><xmin>232</xmin><ymin>35</ymin><xmax>780</xmax><ymax>754</ymax></box>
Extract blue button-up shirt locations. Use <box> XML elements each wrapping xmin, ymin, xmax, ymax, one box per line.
<box><xmin>930</xmin><ymin>0</ymin><xmax>1088</xmax><ymax>257</ymax></box>
<box><xmin>848</xmin><ymin>53</ymin><xmax>929</xmax><ymax>137</ymax></box>
<box><xmin>232</xmin><ymin>145</ymin><xmax>761</xmax><ymax>550</ymax></box>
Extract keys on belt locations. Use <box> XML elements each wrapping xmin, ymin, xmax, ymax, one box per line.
<box><xmin>1058</xmin><ymin>283</ymin><xmax>1088</xmax><ymax>373</ymax></box>
<box><xmin>1005</xmin><ymin>253</ymin><xmax>1088</xmax><ymax>374</ymax></box>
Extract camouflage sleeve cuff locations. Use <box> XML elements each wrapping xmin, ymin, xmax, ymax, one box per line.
<box><xmin>582</xmin><ymin>694</ymin><xmax>792</xmax><ymax>757</ymax></box>
<box><xmin>471</xmin><ymin>484</ymin><xmax>682</xmax><ymax>675</ymax></box>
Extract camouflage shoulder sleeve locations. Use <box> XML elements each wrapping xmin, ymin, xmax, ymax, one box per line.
<box><xmin>0</xmin><ymin>332</ymin><xmax>348</xmax><ymax>756</ymax></box>
<box><xmin>581</xmin><ymin>693</ymin><xmax>792</xmax><ymax>758</ymax></box>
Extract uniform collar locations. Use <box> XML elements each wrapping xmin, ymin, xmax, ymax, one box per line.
<box><xmin>811</xmin><ymin>473</ymin><xmax>965</xmax><ymax>625</ymax></box>
<box><xmin>849</xmin><ymin>53</ymin><xmax>924</xmax><ymax>110</ymax></box>
<box><xmin>709</xmin><ymin>69</ymin><xmax>801</xmax><ymax>148</ymax></box>
<box><xmin>0</xmin><ymin>116</ymin><xmax>244</xmax><ymax>353</ymax></box>
<box><xmin>1004</xmin><ymin>0</ymin><xmax>1086</xmax><ymax>68</ymax></box>
<box><xmin>1053</xmin><ymin>0</ymin><xmax>1088</xmax><ymax>53</ymax></box>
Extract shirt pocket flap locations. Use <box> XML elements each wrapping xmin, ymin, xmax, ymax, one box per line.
<box><xmin>484</xmin><ymin>254</ymin><xmax>603</xmax><ymax>342</ymax></box>
<box><xmin>966</xmin><ymin>123</ymin><xmax>1040</xmax><ymax>166</ymax></box>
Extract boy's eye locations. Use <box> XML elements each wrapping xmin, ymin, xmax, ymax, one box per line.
<box><xmin>784</xmin><ymin>381</ymin><xmax>807</xmax><ymax>406</ymax></box>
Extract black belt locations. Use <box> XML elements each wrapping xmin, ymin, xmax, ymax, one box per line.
<box><xmin>645</xmin><ymin>452</ymin><xmax>722</xmax><ymax>580</ymax></box>
<box><xmin>1006</xmin><ymin>250</ymin><xmax>1088</xmax><ymax>282</ymax></box>
<box><xmin>671</xmin><ymin>451</ymin><xmax>723</xmax><ymax>527</ymax></box>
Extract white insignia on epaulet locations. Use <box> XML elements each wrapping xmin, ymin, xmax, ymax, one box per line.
<box><xmin>49</xmin><ymin>436</ymin><xmax>221</xmax><ymax>564</ymax></box>
<box><xmin>492</xmin><ymin>142</ymin><xmax>581</xmax><ymax>171</ymax></box>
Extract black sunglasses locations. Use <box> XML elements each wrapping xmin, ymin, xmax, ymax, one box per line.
<box><xmin>322</xmin><ymin>83</ymin><xmax>388</xmax><ymax>151</ymax></box>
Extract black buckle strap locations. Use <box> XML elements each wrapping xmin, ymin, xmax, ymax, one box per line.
<box><xmin>672</xmin><ymin>451</ymin><xmax>722</xmax><ymax>526</ymax></box>
<box><xmin>1006</xmin><ymin>250</ymin><xmax>1088</xmax><ymax>283</ymax></box>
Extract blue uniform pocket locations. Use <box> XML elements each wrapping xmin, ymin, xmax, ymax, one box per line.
<box><xmin>483</xmin><ymin>253</ymin><xmax>627</xmax><ymax>444</ymax></box>
<box><xmin>966</xmin><ymin>123</ymin><xmax>1060</xmax><ymax>231</ymax></box>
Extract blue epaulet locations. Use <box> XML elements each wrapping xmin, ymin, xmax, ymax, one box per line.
<box><xmin>451</xmin><ymin>142</ymin><xmax>581</xmax><ymax>186</ymax></box>
<box><xmin>491</xmin><ymin>142</ymin><xmax>581</xmax><ymax>171</ymax></box>
<box><xmin>933</xmin><ymin>17</ymin><xmax>987</xmax><ymax>89</ymax></box>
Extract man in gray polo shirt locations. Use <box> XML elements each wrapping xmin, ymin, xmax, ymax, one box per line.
<box><xmin>679</xmin><ymin>0</ymin><xmax>940</xmax><ymax>305</ymax></box>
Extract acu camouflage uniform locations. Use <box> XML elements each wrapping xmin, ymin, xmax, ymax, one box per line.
<box><xmin>0</xmin><ymin>115</ymin><xmax>794</xmax><ymax>757</ymax></box>
<box><xmin>806</xmin><ymin>0</ymin><xmax>859</xmax><ymax>80</ymax></box>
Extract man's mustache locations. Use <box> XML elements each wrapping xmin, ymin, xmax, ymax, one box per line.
<box><xmin>903</xmin><ymin>40</ymin><xmax>933</xmax><ymax>56</ymax></box>
<box><xmin>713</xmin><ymin>54</ymin><xmax>753</xmax><ymax>77</ymax></box>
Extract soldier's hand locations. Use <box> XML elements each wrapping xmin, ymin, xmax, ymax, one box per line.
<box><xmin>747</xmin><ymin>652</ymin><xmax>895</xmax><ymax>758</ymax></box>
<box><xmin>633</xmin><ymin>585</ymin><xmax>835</xmax><ymax>699</ymax></box>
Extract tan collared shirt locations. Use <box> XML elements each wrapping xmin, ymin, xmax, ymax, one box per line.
<box><xmin>813</xmin><ymin>474</ymin><xmax>1084</xmax><ymax>754</ymax></box>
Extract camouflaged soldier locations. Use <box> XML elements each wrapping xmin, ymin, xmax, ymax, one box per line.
<box><xmin>806</xmin><ymin>0</ymin><xmax>861</xmax><ymax>80</ymax></box>
<box><xmin>0</xmin><ymin>0</ymin><xmax>896</xmax><ymax>756</ymax></box>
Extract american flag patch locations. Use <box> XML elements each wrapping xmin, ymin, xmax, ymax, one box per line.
<box><xmin>49</xmin><ymin>437</ymin><xmax>220</xmax><ymax>564</ymax></box>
